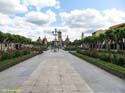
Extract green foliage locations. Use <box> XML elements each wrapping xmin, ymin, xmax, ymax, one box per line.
<box><xmin>0</xmin><ymin>50</ymin><xmax>30</xmax><ymax>61</ymax></box>
<box><xmin>0</xmin><ymin>53</ymin><xmax>36</xmax><ymax>72</ymax></box>
<box><xmin>77</xmin><ymin>49</ymin><xmax>98</xmax><ymax>58</ymax></box>
<box><xmin>112</xmin><ymin>54</ymin><xmax>125</xmax><ymax>66</ymax></box>
<box><xmin>70</xmin><ymin>52</ymin><xmax>125</xmax><ymax>78</ymax></box>
<box><xmin>68</xmin><ymin>39</ymin><xmax>82</xmax><ymax>46</ymax></box>
<box><xmin>64</xmin><ymin>47</ymin><xmax>77</xmax><ymax>51</ymax></box>
<box><xmin>98</xmin><ymin>53</ymin><xmax>111</xmax><ymax>62</ymax></box>
<box><xmin>62</xmin><ymin>26</ymin><xmax>125</xmax><ymax>50</ymax></box>
<box><xmin>0</xmin><ymin>31</ymin><xmax>32</xmax><ymax>44</ymax></box>
<box><xmin>77</xmin><ymin>50</ymin><xmax>125</xmax><ymax>66</ymax></box>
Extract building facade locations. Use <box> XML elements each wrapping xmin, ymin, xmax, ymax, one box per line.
<box><xmin>92</xmin><ymin>30</ymin><xmax>105</xmax><ymax>37</ymax></box>
<box><xmin>109</xmin><ymin>23</ymin><xmax>125</xmax><ymax>30</ymax></box>
<box><xmin>42</xmin><ymin>37</ymin><xmax>48</xmax><ymax>45</ymax></box>
<box><xmin>36</xmin><ymin>37</ymin><xmax>42</xmax><ymax>43</ymax></box>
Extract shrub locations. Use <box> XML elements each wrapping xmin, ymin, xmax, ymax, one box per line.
<box><xmin>89</xmin><ymin>50</ymin><xmax>97</xmax><ymax>58</ymax></box>
<box><xmin>112</xmin><ymin>55</ymin><xmax>118</xmax><ymax>65</ymax></box>
<box><xmin>0</xmin><ymin>50</ymin><xmax>31</xmax><ymax>61</ymax></box>
<box><xmin>70</xmin><ymin>52</ymin><xmax>125</xmax><ymax>78</ymax></box>
<box><xmin>98</xmin><ymin>53</ymin><xmax>111</xmax><ymax>62</ymax></box>
<box><xmin>77</xmin><ymin>49</ymin><xmax>125</xmax><ymax>67</ymax></box>
<box><xmin>112</xmin><ymin>54</ymin><xmax>125</xmax><ymax>66</ymax></box>
<box><xmin>0</xmin><ymin>53</ymin><xmax>36</xmax><ymax>72</ymax></box>
<box><xmin>1</xmin><ymin>52</ymin><xmax>12</xmax><ymax>60</ymax></box>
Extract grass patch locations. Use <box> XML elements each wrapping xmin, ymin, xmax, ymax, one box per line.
<box><xmin>0</xmin><ymin>53</ymin><xmax>36</xmax><ymax>72</ymax></box>
<box><xmin>70</xmin><ymin>52</ymin><xmax>125</xmax><ymax>78</ymax></box>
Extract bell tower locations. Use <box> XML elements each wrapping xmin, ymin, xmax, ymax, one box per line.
<box><xmin>58</xmin><ymin>31</ymin><xmax>62</xmax><ymax>47</ymax></box>
<box><xmin>81</xmin><ymin>32</ymin><xmax>84</xmax><ymax>39</ymax></box>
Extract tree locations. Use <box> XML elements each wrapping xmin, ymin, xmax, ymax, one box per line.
<box><xmin>105</xmin><ymin>29</ymin><xmax>114</xmax><ymax>51</ymax></box>
<box><xmin>113</xmin><ymin>27</ymin><xmax>125</xmax><ymax>50</ymax></box>
<box><xmin>97</xmin><ymin>33</ymin><xmax>105</xmax><ymax>49</ymax></box>
<box><xmin>0</xmin><ymin>31</ymin><xmax>5</xmax><ymax>50</ymax></box>
<box><xmin>0</xmin><ymin>31</ymin><xmax>34</xmax><ymax>51</ymax></box>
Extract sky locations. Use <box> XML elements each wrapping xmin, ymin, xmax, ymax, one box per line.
<box><xmin>0</xmin><ymin>0</ymin><xmax>125</xmax><ymax>41</ymax></box>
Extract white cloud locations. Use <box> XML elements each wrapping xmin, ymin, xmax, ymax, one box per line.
<box><xmin>0</xmin><ymin>0</ymin><xmax>60</xmax><ymax>15</ymax></box>
<box><xmin>60</xmin><ymin>8</ymin><xmax>125</xmax><ymax>38</ymax></box>
<box><xmin>0</xmin><ymin>0</ymin><xmax>59</xmax><ymax>41</ymax></box>
<box><xmin>102</xmin><ymin>8</ymin><xmax>125</xmax><ymax>25</ymax></box>
<box><xmin>0</xmin><ymin>13</ymin><xmax>11</xmax><ymax>26</ymax></box>
<box><xmin>25</xmin><ymin>10</ymin><xmax>56</xmax><ymax>26</ymax></box>
<box><xmin>0</xmin><ymin>13</ymin><xmax>56</xmax><ymax>41</ymax></box>
<box><xmin>0</xmin><ymin>7</ymin><xmax>125</xmax><ymax>41</ymax></box>
<box><xmin>60</xmin><ymin>9</ymin><xmax>102</xmax><ymax>28</ymax></box>
<box><xmin>0</xmin><ymin>0</ymin><xmax>28</xmax><ymax>15</ymax></box>
<box><xmin>23</xmin><ymin>0</ymin><xmax>60</xmax><ymax>10</ymax></box>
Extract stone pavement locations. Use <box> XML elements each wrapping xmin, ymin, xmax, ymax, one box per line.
<box><xmin>20</xmin><ymin>55</ymin><xmax>93</xmax><ymax>93</ymax></box>
<box><xmin>0</xmin><ymin>50</ymin><xmax>124</xmax><ymax>93</ymax></box>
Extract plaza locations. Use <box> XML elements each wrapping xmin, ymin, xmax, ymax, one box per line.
<box><xmin>0</xmin><ymin>50</ymin><xmax>124</xmax><ymax>93</ymax></box>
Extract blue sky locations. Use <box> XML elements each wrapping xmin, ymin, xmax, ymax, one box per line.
<box><xmin>60</xmin><ymin>0</ymin><xmax>125</xmax><ymax>11</ymax></box>
<box><xmin>16</xmin><ymin>0</ymin><xmax>125</xmax><ymax>26</ymax></box>
<box><xmin>53</xmin><ymin>0</ymin><xmax>125</xmax><ymax>26</ymax></box>
<box><xmin>42</xmin><ymin>0</ymin><xmax>125</xmax><ymax>27</ymax></box>
<box><xmin>0</xmin><ymin>0</ymin><xmax>125</xmax><ymax>40</ymax></box>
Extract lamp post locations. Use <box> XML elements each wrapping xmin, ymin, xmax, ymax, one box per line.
<box><xmin>52</xmin><ymin>28</ymin><xmax>58</xmax><ymax>52</ymax></box>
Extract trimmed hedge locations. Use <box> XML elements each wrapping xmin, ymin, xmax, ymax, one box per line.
<box><xmin>64</xmin><ymin>48</ymin><xmax>78</xmax><ymax>51</ymax></box>
<box><xmin>77</xmin><ymin>50</ymin><xmax>125</xmax><ymax>66</ymax></box>
<box><xmin>70</xmin><ymin>52</ymin><xmax>125</xmax><ymax>78</ymax></box>
<box><xmin>0</xmin><ymin>53</ymin><xmax>36</xmax><ymax>72</ymax></box>
<box><xmin>0</xmin><ymin>50</ymin><xmax>30</xmax><ymax>61</ymax></box>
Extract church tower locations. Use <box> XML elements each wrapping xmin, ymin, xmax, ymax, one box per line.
<box><xmin>36</xmin><ymin>37</ymin><xmax>42</xmax><ymax>43</ymax></box>
<box><xmin>43</xmin><ymin>36</ymin><xmax>48</xmax><ymax>45</ymax></box>
<box><xmin>58</xmin><ymin>31</ymin><xmax>62</xmax><ymax>47</ymax></box>
<box><xmin>81</xmin><ymin>32</ymin><xmax>84</xmax><ymax>39</ymax></box>
<box><xmin>65</xmin><ymin>35</ymin><xmax>70</xmax><ymax>42</ymax></box>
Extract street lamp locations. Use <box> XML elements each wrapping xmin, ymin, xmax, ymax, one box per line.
<box><xmin>52</xmin><ymin>28</ymin><xmax>58</xmax><ymax>52</ymax></box>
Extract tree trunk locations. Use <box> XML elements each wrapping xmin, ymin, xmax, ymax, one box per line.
<box><xmin>0</xmin><ymin>43</ymin><xmax>2</xmax><ymax>51</ymax></box>
<box><xmin>116</xmin><ymin>42</ymin><xmax>120</xmax><ymax>51</ymax></box>
<box><xmin>7</xmin><ymin>43</ymin><xmax>9</xmax><ymax>51</ymax></box>
<box><xmin>106</xmin><ymin>40</ymin><xmax>109</xmax><ymax>51</ymax></box>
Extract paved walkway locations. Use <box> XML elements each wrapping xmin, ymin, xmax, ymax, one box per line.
<box><xmin>0</xmin><ymin>50</ymin><xmax>124</xmax><ymax>93</ymax></box>
<box><xmin>20</xmin><ymin>52</ymin><xmax>93</xmax><ymax>93</ymax></box>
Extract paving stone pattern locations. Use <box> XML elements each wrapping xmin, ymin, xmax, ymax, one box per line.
<box><xmin>20</xmin><ymin>58</ymin><xmax>93</xmax><ymax>93</ymax></box>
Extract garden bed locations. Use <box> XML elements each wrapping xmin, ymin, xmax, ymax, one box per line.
<box><xmin>70</xmin><ymin>51</ymin><xmax>125</xmax><ymax>79</ymax></box>
<box><xmin>0</xmin><ymin>53</ymin><xmax>37</xmax><ymax>72</ymax></box>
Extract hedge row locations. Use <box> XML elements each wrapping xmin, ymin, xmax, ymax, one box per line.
<box><xmin>77</xmin><ymin>50</ymin><xmax>125</xmax><ymax>67</ymax></box>
<box><xmin>64</xmin><ymin>48</ymin><xmax>78</xmax><ymax>51</ymax></box>
<box><xmin>0</xmin><ymin>53</ymin><xmax>36</xmax><ymax>72</ymax></box>
<box><xmin>0</xmin><ymin>50</ymin><xmax>30</xmax><ymax>61</ymax></box>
